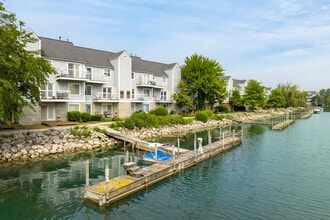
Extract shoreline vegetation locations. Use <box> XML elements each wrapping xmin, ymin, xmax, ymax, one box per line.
<box><xmin>0</xmin><ymin>108</ymin><xmax>311</xmax><ymax>167</ymax></box>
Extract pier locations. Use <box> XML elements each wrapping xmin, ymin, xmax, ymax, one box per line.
<box><xmin>84</xmin><ymin>129</ymin><xmax>242</xmax><ymax>206</ymax></box>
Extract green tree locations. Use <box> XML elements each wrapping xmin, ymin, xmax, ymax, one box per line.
<box><xmin>229</xmin><ymin>90</ymin><xmax>243</xmax><ymax>111</ymax></box>
<box><xmin>266</xmin><ymin>89</ymin><xmax>286</xmax><ymax>108</ymax></box>
<box><xmin>181</xmin><ymin>54</ymin><xmax>226</xmax><ymax>110</ymax></box>
<box><xmin>172</xmin><ymin>81</ymin><xmax>193</xmax><ymax>109</ymax></box>
<box><xmin>243</xmin><ymin>80</ymin><xmax>265</xmax><ymax>110</ymax></box>
<box><xmin>277</xmin><ymin>83</ymin><xmax>307</xmax><ymax>107</ymax></box>
<box><xmin>0</xmin><ymin>3</ymin><xmax>54</xmax><ymax>124</ymax></box>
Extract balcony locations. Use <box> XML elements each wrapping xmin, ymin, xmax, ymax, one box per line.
<box><xmin>40</xmin><ymin>90</ymin><xmax>70</xmax><ymax>102</ymax></box>
<box><xmin>94</xmin><ymin>92</ymin><xmax>119</xmax><ymax>102</ymax></box>
<box><xmin>56</xmin><ymin>70</ymin><xmax>106</xmax><ymax>84</ymax></box>
<box><xmin>136</xmin><ymin>80</ymin><xmax>165</xmax><ymax>89</ymax></box>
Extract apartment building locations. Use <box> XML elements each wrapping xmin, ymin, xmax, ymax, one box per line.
<box><xmin>20</xmin><ymin>34</ymin><xmax>181</xmax><ymax>125</ymax></box>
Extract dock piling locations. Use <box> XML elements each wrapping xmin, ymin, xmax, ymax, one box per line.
<box><xmin>85</xmin><ymin>160</ymin><xmax>89</xmax><ymax>187</ymax></box>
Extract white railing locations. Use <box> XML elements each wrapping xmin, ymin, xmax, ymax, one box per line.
<box><xmin>94</xmin><ymin>92</ymin><xmax>119</xmax><ymax>100</ymax></box>
<box><xmin>40</xmin><ymin>90</ymin><xmax>70</xmax><ymax>100</ymax></box>
<box><xmin>136</xmin><ymin>78</ymin><xmax>166</xmax><ymax>87</ymax></box>
<box><xmin>56</xmin><ymin>69</ymin><xmax>106</xmax><ymax>82</ymax></box>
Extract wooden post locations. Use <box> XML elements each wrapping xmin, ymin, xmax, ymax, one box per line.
<box><xmin>194</xmin><ymin>133</ymin><xmax>197</xmax><ymax>161</ymax></box>
<box><xmin>105</xmin><ymin>160</ymin><xmax>109</xmax><ymax>182</ymax></box>
<box><xmin>208</xmin><ymin>130</ymin><xmax>212</xmax><ymax>155</ymax></box>
<box><xmin>85</xmin><ymin>160</ymin><xmax>89</xmax><ymax>187</ymax></box>
<box><xmin>232</xmin><ymin>129</ymin><xmax>235</xmax><ymax>147</ymax></box>
<box><xmin>172</xmin><ymin>144</ymin><xmax>176</xmax><ymax>170</ymax></box>
<box><xmin>105</xmin><ymin>160</ymin><xmax>109</xmax><ymax>199</ymax></box>
<box><xmin>222</xmin><ymin>133</ymin><xmax>225</xmax><ymax>150</ymax></box>
<box><xmin>177</xmin><ymin>137</ymin><xmax>180</xmax><ymax>155</ymax></box>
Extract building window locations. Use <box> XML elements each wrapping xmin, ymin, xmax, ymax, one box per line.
<box><xmin>144</xmin><ymin>89</ymin><xmax>150</xmax><ymax>98</ymax></box>
<box><xmin>120</xmin><ymin>90</ymin><xmax>124</xmax><ymax>99</ymax></box>
<box><xmin>104</xmin><ymin>69</ymin><xmax>111</xmax><ymax>77</ymax></box>
<box><xmin>161</xmin><ymin>91</ymin><xmax>167</xmax><ymax>100</ymax></box>
<box><xmin>85</xmin><ymin>85</ymin><xmax>92</xmax><ymax>96</ymax></box>
<box><xmin>126</xmin><ymin>91</ymin><xmax>130</xmax><ymax>99</ymax></box>
<box><xmin>68</xmin><ymin>104</ymin><xmax>80</xmax><ymax>111</ymax></box>
<box><xmin>68</xmin><ymin>63</ymin><xmax>80</xmax><ymax>77</ymax></box>
<box><xmin>69</xmin><ymin>83</ymin><xmax>80</xmax><ymax>95</ymax></box>
<box><xmin>131</xmin><ymin>89</ymin><xmax>135</xmax><ymax>99</ymax></box>
<box><xmin>86</xmin><ymin>67</ymin><xmax>92</xmax><ymax>80</ymax></box>
<box><xmin>131</xmin><ymin>72</ymin><xmax>135</xmax><ymax>79</ymax></box>
<box><xmin>103</xmin><ymin>87</ymin><xmax>112</xmax><ymax>99</ymax></box>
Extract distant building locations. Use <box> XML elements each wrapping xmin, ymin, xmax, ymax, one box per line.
<box><xmin>221</xmin><ymin>76</ymin><xmax>248</xmax><ymax>104</ymax></box>
<box><xmin>306</xmin><ymin>91</ymin><xmax>318</xmax><ymax>106</ymax></box>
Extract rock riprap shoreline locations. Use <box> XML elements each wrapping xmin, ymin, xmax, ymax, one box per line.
<box><xmin>121</xmin><ymin>111</ymin><xmax>281</xmax><ymax>139</ymax></box>
<box><xmin>0</xmin><ymin>110</ymin><xmax>289</xmax><ymax>164</ymax></box>
<box><xmin>0</xmin><ymin>127</ymin><xmax>117</xmax><ymax>163</ymax></box>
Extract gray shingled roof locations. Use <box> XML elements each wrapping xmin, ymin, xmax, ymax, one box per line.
<box><xmin>131</xmin><ymin>56</ymin><xmax>169</xmax><ymax>77</ymax></box>
<box><xmin>233</xmin><ymin>79</ymin><xmax>246</xmax><ymax>88</ymax></box>
<box><xmin>40</xmin><ymin>36</ymin><xmax>176</xmax><ymax>75</ymax></box>
<box><xmin>39</xmin><ymin>37</ymin><xmax>115</xmax><ymax>69</ymax></box>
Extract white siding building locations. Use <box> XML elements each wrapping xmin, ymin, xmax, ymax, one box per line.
<box><xmin>20</xmin><ymin>35</ymin><xmax>181</xmax><ymax>125</ymax></box>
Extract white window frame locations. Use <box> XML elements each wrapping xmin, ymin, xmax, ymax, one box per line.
<box><xmin>85</xmin><ymin>85</ymin><xmax>92</xmax><ymax>96</ymax></box>
<box><xmin>131</xmin><ymin>72</ymin><xmax>135</xmax><ymax>80</ymax></box>
<box><xmin>69</xmin><ymin>83</ymin><xmax>80</xmax><ymax>95</ymax></box>
<box><xmin>68</xmin><ymin>63</ymin><xmax>80</xmax><ymax>77</ymax></box>
<box><xmin>160</xmin><ymin>91</ymin><xmax>167</xmax><ymax>100</ymax></box>
<box><xmin>68</xmin><ymin>103</ymin><xmax>80</xmax><ymax>111</ymax></box>
<box><xmin>102</xmin><ymin>87</ymin><xmax>112</xmax><ymax>99</ymax></box>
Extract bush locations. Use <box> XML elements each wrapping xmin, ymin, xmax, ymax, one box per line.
<box><xmin>195</xmin><ymin>111</ymin><xmax>208</xmax><ymax>122</ymax></box>
<box><xmin>169</xmin><ymin>115</ymin><xmax>188</xmax><ymax>125</ymax></box>
<box><xmin>110</xmin><ymin>116</ymin><xmax>122</xmax><ymax>121</ymax></box>
<box><xmin>67</xmin><ymin>111</ymin><xmax>81</xmax><ymax>122</ymax></box>
<box><xmin>213</xmin><ymin>114</ymin><xmax>225</xmax><ymax>121</ymax></box>
<box><xmin>149</xmin><ymin>106</ymin><xmax>168</xmax><ymax>116</ymax></box>
<box><xmin>215</xmin><ymin>104</ymin><xmax>229</xmax><ymax>113</ymax></box>
<box><xmin>81</xmin><ymin>112</ymin><xmax>92</xmax><ymax>122</ymax></box>
<box><xmin>123</xmin><ymin>118</ymin><xmax>135</xmax><ymax>130</ymax></box>
<box><xmin>70</xmin><ymin>126</ymin><xmax>91</xmax><ymax>137</ymax></box>
<box><xmin>120</xmin><ymin>112</ymin><xmax>193</xmax><ymax>129</ymax></box>
<box><xmin>92</xmin><ymin>114</ymin><xmax>102</xmax><ymax>121</ymax></box>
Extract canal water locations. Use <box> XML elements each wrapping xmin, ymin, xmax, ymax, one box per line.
<box><xmin>1</xmin><ymin>113</ymin><xmax>330</xmax><ymax>219</ymax></box>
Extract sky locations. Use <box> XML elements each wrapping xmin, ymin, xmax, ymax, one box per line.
<box><xmin>3</xmin><ymin>0</ymin><xmax>330</xmax><ymax>91</ymax></box>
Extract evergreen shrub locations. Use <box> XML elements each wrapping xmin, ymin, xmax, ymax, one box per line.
<box><xmin>67</xmin><ymin>111</ymin><xmax>81</xmax><ymax>122</ymax></box>
<box><xmin>81</xmin><ymin>112</ymin><xmax>92</xmax><ymax>122</ymax></box>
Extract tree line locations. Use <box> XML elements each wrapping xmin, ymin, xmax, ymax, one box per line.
<box><xmin>312</xmin><ymin>89</ymin><xmax>330</xmax><ymax>111</ymax></box>
<box><xmin>174</xmin><ymin>54</ymin><xmax>308</xmax><ymax>112</ymax></box>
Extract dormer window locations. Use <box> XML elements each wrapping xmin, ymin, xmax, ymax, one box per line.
<box><xmin>68</xmin><ymin>63</ymin><xmax>80</xmax><ymax>77</ymax></box>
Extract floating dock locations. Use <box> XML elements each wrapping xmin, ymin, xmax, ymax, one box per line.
<box><xmin>84</xmin><ymin>131</ymin><xmax>242</xmax><ymax>206</ymax></box>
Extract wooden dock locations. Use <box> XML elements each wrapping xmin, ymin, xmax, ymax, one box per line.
<box><xmin>272</xmin><ymin>119</ymin><xmax>295</xmax><ymax>130</ymax></box>
<box><xmin>84</xmin><ymin>131</ymin><xmax>242</xmax><ymax>206</ymax></box>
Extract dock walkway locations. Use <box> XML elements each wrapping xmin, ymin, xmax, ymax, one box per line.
<box><xmin>84</xmin><ymin>132</ymin><xmax>242</xmax><ymax>206</ymax></box>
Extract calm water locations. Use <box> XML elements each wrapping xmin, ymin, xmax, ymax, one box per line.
<box><xmin>0</xmin><ymin>113</ymin><xmax>330</xmax><ymax>219</ymax></box>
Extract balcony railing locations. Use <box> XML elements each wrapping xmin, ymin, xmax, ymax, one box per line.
<box><xmin>56</xmin><ymin>69</ymin><xmax>106</xmax><ymax>83</ymax></box>
<box><xmin>94</xmin><ymin>92</ymin><xmax>119</xmax><ymax>100</ymax></box>
<box><xmin>136</xmin><ymin>79</ymin><xmax>166</xmax><ymax>88</ymax></box>
<box><xmin>40</xmin><ymin>90</ymin><xmax>70</xmax><ymax>100</ymax></box>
